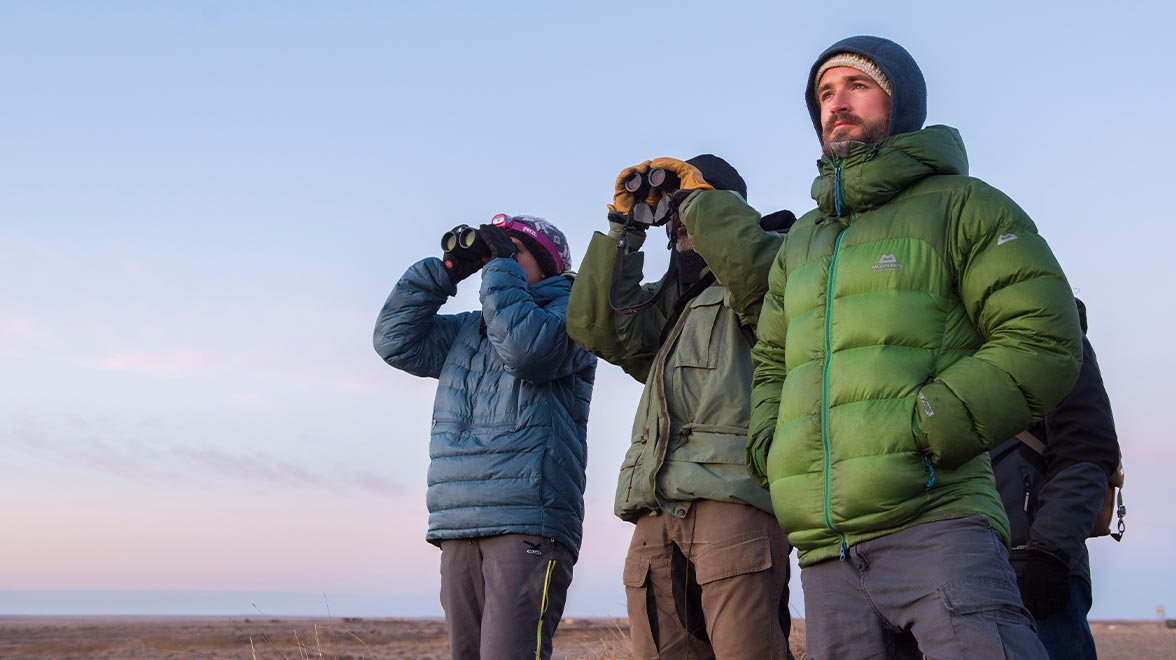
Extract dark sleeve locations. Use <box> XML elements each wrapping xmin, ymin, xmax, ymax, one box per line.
<box><xmin>1029</xmin><ymin>334</ymin><xmax>1120</xmax><ymax>566</ymax></box>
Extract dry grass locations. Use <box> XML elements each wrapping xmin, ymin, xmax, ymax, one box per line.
<box><xmin>1</xmin><ymin>616</ymin><xmax>1171</xmax><ymax>659</ymax></box>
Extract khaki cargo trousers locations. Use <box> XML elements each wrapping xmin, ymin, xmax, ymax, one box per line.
<box><xmin>623</xmin><ymin>500</ymin><xmax>793</xmax><ymax>659</ymax></box>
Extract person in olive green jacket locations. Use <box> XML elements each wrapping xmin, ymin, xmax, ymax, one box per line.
<box><xmin>567</xmin><ymin>155</ymin><xmax>795</xmax><ymax>659</ymax></box>
<box><xmin>722</xmin><ymin>36</ymin><xmax>1081</xmax><ymax>658</ymax></box>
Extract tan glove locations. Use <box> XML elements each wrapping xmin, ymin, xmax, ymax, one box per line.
<box><xmin>607</xmin><ymin>160</ymin><xmax>654</xmax><ymax>215</ymax></box>
<box><xmin>649</xmin><ymin>157</ymin><xmax>714</xmax><ymax>192</ymax></box>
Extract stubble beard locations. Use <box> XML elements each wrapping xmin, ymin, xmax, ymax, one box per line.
<box><xmin>822</xmin><ymin>111</ymin><xmax>890</xmax><ymax>157</ymax></box>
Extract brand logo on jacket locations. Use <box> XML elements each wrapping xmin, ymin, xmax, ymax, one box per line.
<box><xmin>997</xmin><ymin>233</ymin><xmax>1019</xmax><ymax>246</ymax></box>
<box><xmin>918</xmin><ymin>392</ymin><xmax>935</xmax><ymax>417</ymax></box>
<box><xmin>872</xmin><ymin>254</ymin><xmax>903</xmax><ymax>272</ymax></box>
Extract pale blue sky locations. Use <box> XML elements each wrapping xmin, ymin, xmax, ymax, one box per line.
<box><xmin>2</xmin><ymin>2</ymin><xmax>1173</xmax><ymax>620</ymax></box>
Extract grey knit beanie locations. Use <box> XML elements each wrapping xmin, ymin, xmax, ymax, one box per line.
<box><xmin>814</xmin><ymin>53</ymin><xmax>892</xmax><ymax>97</ymax></box>
<box><xmin>502</xmin><ymin>215</ymin><xmax>573</xmax><ymax>278</ymax></box>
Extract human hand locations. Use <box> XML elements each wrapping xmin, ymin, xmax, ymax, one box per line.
<box><xmin>607</xmin><ymin>160</ymin><xmax>654</xmax><ymax>217</ymax></box>
<box><xmin>648</xmin><ymin>157</ymin><xmax>714</xmax><ymax>193</ymax></box>
<box><xmin>478</xmin><ymin>224</ymin><xmax>517</xmax><ymax>261</ymax></box>
<box><xmin>441</xmin><ymin>224</ymin><xmax>484</xmax><ymax>284</ymax></box>
<box><xmin>1018</xmin><ymin>551</ymin><xmax>1071</xmax><ymax>619</ymax></box>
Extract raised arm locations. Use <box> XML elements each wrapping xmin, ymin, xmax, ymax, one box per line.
<box><xmin>566</xmin><ymin>222</ymin><xmax>675</xmax><ymax>383</ymax></box>
<box><xmin>479</xmin><ymin>258</ymin><xmax>579</xmax><ymax>384</ymax></box>
<box><xmin>373</xmin><ymin>257</ymin><xmax>471</xmax><ymax>379</ymax></box>
<box><xmin>678</xmin><ymin>190</ymin><xmax>785</xmax><ymax>330</ymax></box>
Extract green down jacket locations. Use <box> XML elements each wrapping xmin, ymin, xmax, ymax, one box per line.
<box><xmin>567</xmin><ymin>199</ymin><xmax>783</xmax><ymax>521</ymax></box>
<box><xmin>747</xmin><ymin>126</ymin><xmax>1083</xmax><ymax>566</ymax></box>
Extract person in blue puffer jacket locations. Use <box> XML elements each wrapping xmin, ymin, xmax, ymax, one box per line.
<box><xmin>373</xmin><ymin>214</ymin><xmax>597</xmax><ymax>660</ymax></box>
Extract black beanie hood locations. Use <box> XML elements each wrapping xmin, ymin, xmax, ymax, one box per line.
<box><xmin>805</xmin><ymin>36</ymin><xmax>927</xmax><ymax>143</ymax></box>
<box><xmin>687</xmin><ymin>154</ymin><xmax>747</xmax><ymax>200</ymax></box>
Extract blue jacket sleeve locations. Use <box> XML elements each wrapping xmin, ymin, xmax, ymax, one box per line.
<box><xmin>373</xmin><ymin>257</ymin><xmax>472</xmax><ymax>379</ymax></box>
<box><xmin>480</xmin><ymin>258</ymin><xmax>576</xmax><ymax>384</ymax></box>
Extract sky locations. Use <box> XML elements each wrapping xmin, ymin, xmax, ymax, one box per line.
<box><xmin>2</xmin><ymin>1</ymin><xmax>1174</xmax><ymax>621</ymax></box>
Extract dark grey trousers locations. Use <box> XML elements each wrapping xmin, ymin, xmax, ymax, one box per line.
<box><xmin>802</xmin><ymin>515</ymin><xmax>1047</xmax><ymax>659</ymax></box>
<box><xmin>439</xmin><ymin>534</ymin><xmax>574</xmax><ymax>660</ymax></box>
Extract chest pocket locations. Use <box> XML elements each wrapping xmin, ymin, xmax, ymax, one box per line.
<box><xmin>668</xmin><ymin>287</ymin><xmax>726</xmax><ymax>369</ymax></box>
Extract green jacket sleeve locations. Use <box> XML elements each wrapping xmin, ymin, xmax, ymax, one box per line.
<box><xmin>746</xmin><ymin>243</ymin><xmax>790</xmax><ymax>488</ymax></box>
<box><xmin>678</xmin><ymin>190</ymin><xmax>784</xmax><ymax>331</ymax></box>
<box><xmin>914</xmin><ymin>182</ymin><xmax>1083</xmax><ymax>470</ymax></box>
<box><xmin>566</xmin><ymin>224</ymin><xmax>676</xmax><ymax>383</ymax></box>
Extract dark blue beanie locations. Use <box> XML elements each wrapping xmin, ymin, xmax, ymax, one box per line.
<box><xmin>805</xmin><ymin>36</ymin><xmax>927</xmax><ymax>143</ymax></box>
<box><xmin>687</xmin><ymin>154</ymin><xmax>747</xmax><ymax>200</ymax></box>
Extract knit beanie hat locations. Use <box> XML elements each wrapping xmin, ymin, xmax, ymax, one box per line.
<box><xmin>805</xmin><ymin>35</ymin><xmax>927</xmax><ymax>143</ymax></box>
<box><xmin>686</xmin><ymin>154</ymin><xmax>747</xmax><ymax>200</ymax></box>
<box><xmin>814</xmin><ymin>53</ymin><xmax>892</xmax><ymax>97</ymax></box>
<box><xmin>498</xmin><ymin>215</ymin><xmax>573</xmax><ymax>278</ymax></box>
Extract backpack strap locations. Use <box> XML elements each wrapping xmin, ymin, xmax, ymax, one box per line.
<box><xmin>1015</xmin><ymin>430</ymin><xmax>1046</xmax><ymax>455</ymax></box>
<box><xmin>1017</xmin><ymin>429</ymin><xmax>1125</xmax><ymax>541</ymax></box>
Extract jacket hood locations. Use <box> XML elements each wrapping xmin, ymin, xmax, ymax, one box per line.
<box><xmin>806</xmin><ymin>35</ymin><xmax>927</xmax><ymax>144</ymax></box>
<box><xmin>813</xmin><ymin>125</ymin><xmax>967</xmax><ymax>216</ymax></box>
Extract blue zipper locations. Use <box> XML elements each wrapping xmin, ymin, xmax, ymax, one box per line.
<box><xmin>822</xmin><ymin>226</ymin><xmax>849</xmax><ymax>559</ymax></box>
<box><xmin>833</xmin><ymin>160</ymin><xmax>844</xmax><ymax>217</ymax></box>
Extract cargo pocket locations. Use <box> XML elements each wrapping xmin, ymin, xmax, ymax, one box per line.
<box><xmin>693</xmin><ymin>535</ymin><xmax>773</xmax><ymax>585</ymax></box>
<box><xmin>622</xmin><ymin>556</ymin><xmax>659</xmax><ymax>656</ymax></box>
<box><xmin>939</xmin><ymin>575</ymin><xmax>1039</xmax><ymax>657</ymax></box>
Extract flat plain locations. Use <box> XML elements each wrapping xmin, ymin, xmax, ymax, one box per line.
<box><xmin>1</xmin><ymin>616</ymin><xmax>1173</xmax><ymax>659</ymax></box>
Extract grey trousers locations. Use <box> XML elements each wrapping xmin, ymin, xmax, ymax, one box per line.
<box><xmin>439</xmin><ymin>534</ymin><xmax>574</xmax><ymax>660</ymax></box>
<box><xmin>623</xmin><ymin>500</ymin><xmax>793</xmax><ymax>659</ymax></box>
<box><xmin>802</xmin><ymin>515</ymin><xmax>1047</xmax><ymax>659</ymax></box>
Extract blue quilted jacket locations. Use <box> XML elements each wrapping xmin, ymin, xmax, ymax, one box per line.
<box><xmin>373</xmin><ymin>257</ymin><xmax>597</xmax><ymax>556</ymax></box>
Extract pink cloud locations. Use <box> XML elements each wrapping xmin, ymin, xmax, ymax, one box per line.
<box><xmin>1</xmin><ymin>417</ymin><xmax>403</xmax><ymax>498</ymax></box>
<box><xmin>96</xmin><ymin>348</ymin><xmax>211</xmax><ymax>374</ymax></box>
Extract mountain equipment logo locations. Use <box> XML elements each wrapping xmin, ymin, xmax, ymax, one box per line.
<box><xmin>918</xmin><ymin>391</ymin><xmax>935</xmax><ymax>417</ymax></box>
<box><xmin>524</xmin><ymin>541</ymin><xmax>544</xmax><ymax>556</ymax></box>
<box><xmin>872</xmin><ymin>253</ymin><xmax>903</xmax><ymax>272</ymax></box>
<box><xmin>997</xmin><ymin>233</ymin><xmax>1019</xmax><ymax>246</ymax></box>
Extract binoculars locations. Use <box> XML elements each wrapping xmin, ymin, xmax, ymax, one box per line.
<box><xmin>441</xmin><ymin>225</ymin><xmax>491</xmax><ymax>260</ymax></box>
<box><xmin>623</xmin><ymin>168</ymin><xmax>680</xmax><ymax>227</ymax></box>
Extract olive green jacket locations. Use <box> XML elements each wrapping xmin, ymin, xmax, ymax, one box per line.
<box><xmin>567</xmin><ymin>195</ymin><xmax>783</xmax><ymax>521</ymax></box>
<box><xmin>747</xmin><ymin>126</ymin><xmax>1083</xmax><ymax>565</ymax></box>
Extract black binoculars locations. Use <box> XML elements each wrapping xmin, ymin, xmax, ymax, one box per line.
<box><xmin>623</xmin><ymin>168</ymin><xmax>681</xmax><ymax>227</ymax></box>
<box><xmin>441</xmin><ymin>225</ymin><xmax>491</xmax><ymax>260</ymax></box>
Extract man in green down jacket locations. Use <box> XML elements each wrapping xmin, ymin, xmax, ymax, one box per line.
<box><xmin>567</xmin><ymin>155</ymin><xmax>795</xmax><ymax>658</ymax></box>
<box><xmin>736</xmin><ymin>36</ymin><xmax>1083</xmax><ymax>657</ymax></box>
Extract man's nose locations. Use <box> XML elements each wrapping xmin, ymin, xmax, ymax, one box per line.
<box><xmin>828</xmin><ymin>88</ymin><xmax>851</xmax><ymax>113</ymax></box>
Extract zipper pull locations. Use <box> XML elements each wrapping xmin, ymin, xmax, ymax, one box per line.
<box><xmin>839</xmin><ymin>539</ymin><xmax>848</xmax><ymax>560</ymax></box>
<box><xmin>833</xmin><ymin>162</ymin><xmax>844</xmax><ymax>217</ymax></box>
<box><xmin>923</xmin><ymin>456</ymin><xmax>936</xmax><ymax>490</ymax></box>
<box><xmin>1023</xmin><ymin>475</ymin><xmax>1032</xmax><ymax>512</ymax></box>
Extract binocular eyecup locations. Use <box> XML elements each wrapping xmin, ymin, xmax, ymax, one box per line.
<box><xmin>626</xmin><ymin>168</ymin><xmax>681</xmax><ymax>227</ymax></box>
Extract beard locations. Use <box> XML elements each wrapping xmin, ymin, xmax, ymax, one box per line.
<box><xmin>675</xmin><ymin>246</ymin><xmax>708</xmax><ymax>287</ymax></box>
<box><xmin>822</xmin><ymin>111</ymin><xmax>889</xmax><ymax>157</ymax></box>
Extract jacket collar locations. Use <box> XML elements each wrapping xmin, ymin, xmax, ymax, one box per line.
<box><xmin>812</xmin><ymin>125</ymin><xmax>969</xmax><ymax>217</ymax></box>
<box><xmin>529</xmin><ymin>273</ymin><xmax>572</xmax><ymax>305</ymax></box>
